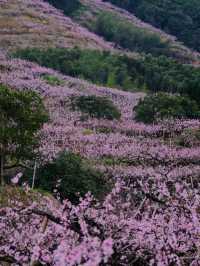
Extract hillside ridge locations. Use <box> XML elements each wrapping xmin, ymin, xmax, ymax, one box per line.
<box><xmin>0</xmin><ymin>0</ymin><xmax>114</xmax><ymax>52</ymax></box>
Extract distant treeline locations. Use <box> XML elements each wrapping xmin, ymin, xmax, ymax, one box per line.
<box><xmin>103</xmin><ymin>0</ymin><xmax>200</xmax><ymax>52</ymax></box>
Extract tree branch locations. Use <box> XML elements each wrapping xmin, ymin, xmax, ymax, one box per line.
<box><xmin>0</xmin><ymin>255</ymin><xmax>20</xmax><ymax>265</ymax></box>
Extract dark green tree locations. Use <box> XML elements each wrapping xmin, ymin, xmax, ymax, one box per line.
<box><xmin>24</xmin><ymin>151</ymin><xmax>108</xmax><ymax>203</ymax></box>
<box><xmin>134</xmin><ymin>92</ymin><xmax>200</xmax><ymax>124</ymax></box>
<box><xmin>95</xmin><ymin>12</ymin><xmax>170</xmax><ymax>56</ymax></box>
<box><xmin>0</xmin><ymin>85</ymin><xmax>48</xmax><ymax>185</ymax></box>
<box><xmin>71</xmin><ymin>95</ymin><xmax>121</xmax><ymax>120</ymax></box>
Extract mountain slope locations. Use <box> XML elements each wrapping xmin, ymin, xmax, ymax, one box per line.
<box><xmin>1</xmin><ymin>0</ymin><xmax>199</xmax><ymax>65</ymax></box>
<box><xmin>0</xmin><ymin>0</ymin><xmax>113</xmax><ymax>52</ymax></box>
<box><xmin>71</xmin><ymin>0</ymin><xmax>200</xmax><ymax>64</ymax></box>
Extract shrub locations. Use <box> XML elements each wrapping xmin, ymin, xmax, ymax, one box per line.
<box><xmin>134</xmin><ymin>92</ymin><xmax>200</xmax><ymax>124</ymax></box>
<box><xmin>96</xmin><ymin>126</ymin><xmax>113</xmax><ymax>134</ymax></box>
<box><xmin>24</xmin><ymin>151</ymin><xmax>107</xmax><ymax>203</ymax></box>
<box><xmin>12</xmin><ymin>48</ymin><xmax>137</xmax><ymax>90</ymax></box>
<box><xmin>71</xmin><ymin>95</ymin><xmax>121</xmax><ymax>120</ymax></box>
<box><xmin>82</xmin><ymin>128</ymin><xmax>94</xmax><ymax>135</ymax></box>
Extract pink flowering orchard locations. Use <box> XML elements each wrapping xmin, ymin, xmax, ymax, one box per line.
<box><xmin>0</xmin><ymin>0</ymin><xmax>200</xmax><ymax>266</ymax></box>
<box><xmin>0</xmin><ymin>46</ymin><xmax>199</xmax><ymax>266</ymax></box>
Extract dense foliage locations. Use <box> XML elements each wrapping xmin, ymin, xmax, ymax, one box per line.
<box><xmin>0</xmin><ymin>84</ymin><xmax>48</xmax><ymax>185</ymax></box>
<box><xmin>44</xmin><ymin>0</ymin><xmax>196</xmax><ymax>62</ymax></box>
<box><xmin>134</xmin><ymin>92</ymin><xmax>200</xmax><ymax>124</ymax></box>
<box><xmin>71</xmin><ymin>95</ymin><xmax>121</xmax><ymax>120</ymax></box>
<box><xmin>138</xmin><ymin>55</ymin><xmax>200</xmax><ymax>102</ymax></box>
<box><xmin>94</xmin><ymin>12</ymin><xmax>171</xmax><ymax>56</ymax></box>
<box><xmin>25</xmin><ymin>151</ymin><xmax>106</xmax><ymax>203</ymax></box>
<box><xmin>13</xmin><ymin>47</ymin><xmax>139</xmax><ymax>90</ymax></box>
<box><xmin>44</xmin><ymin>0</ymin><xmax>81</xmax><ymax>15</ymax></box>
<box><xmin>13</xmin><ymin>47</ymin><xmax>200</xmax><ymax>101</ymax></box>
<box><xmin>103</xmin><ymin>0</ymin><xmax>200</xmax><ymax>51</ymax></box>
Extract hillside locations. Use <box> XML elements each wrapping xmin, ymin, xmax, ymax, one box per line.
<box><xmin>0</xmin><ymin>0</ymin><xmax>114</xmax><ymax>52</ymax></box>
<box><xmin>0</xmin><ymin>0</ymin><xmax>199</xmax><ymax>64</ymax></box>
<box><xmin>104</xmin><ymin>0</ymin><xmax>200</xmax><ymax>52</ymax></box>
<box><xmin>1</xmin><ymin>1</ymin><xmax>200</xmax><ymax>265</ymax></box>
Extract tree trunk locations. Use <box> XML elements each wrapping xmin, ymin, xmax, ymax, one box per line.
<box><xmin>0</xmin><ymin>154</ymin><xmax>4</xmax><ymax>186</ymax></box>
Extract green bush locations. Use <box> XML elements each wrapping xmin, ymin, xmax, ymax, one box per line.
<box><xmin>71</xmin><ymin>95</ymin><xmax>121</xmax><ymax>120</ymax></box>
<box><xmin>138</xmin><ymin>55</ymin><xmax>200</xmax><ymax>102</ymax></box>
<box><xmin>24</xmin><ymin>151</ymin><xmax>107</xmax><ymax>203</ymax></box>
<box><xmin>134</xmin><ymin>92</ymin><xmax>200</xmax><ymax>124</ymax></box>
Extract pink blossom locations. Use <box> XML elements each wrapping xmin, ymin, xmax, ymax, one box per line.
<box><xmin>11</xmin><ymin>172</ymin><xmax>23</xmax><ymax>184</ymax></box>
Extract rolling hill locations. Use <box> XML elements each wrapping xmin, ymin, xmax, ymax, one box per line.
<box><xmin>64</xmin><ymin>0</ymin><xmax>200</xmax><ymax>64</ymax></box>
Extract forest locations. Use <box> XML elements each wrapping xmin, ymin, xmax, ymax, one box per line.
<box><xmin>103</xmin><ymin>0</ymin><xmax>200</xmax><ymax>51</ymax></box>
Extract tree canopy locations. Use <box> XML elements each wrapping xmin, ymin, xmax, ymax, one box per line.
<box><xmin>134</xmin><ymin>92</ymin><xmax>200</xmax><ymax>124</ymax></box>
<box><xmin>0</xmin><ymin>85</ymin><xmax>48</xmax><ymax>185</ymax></box>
